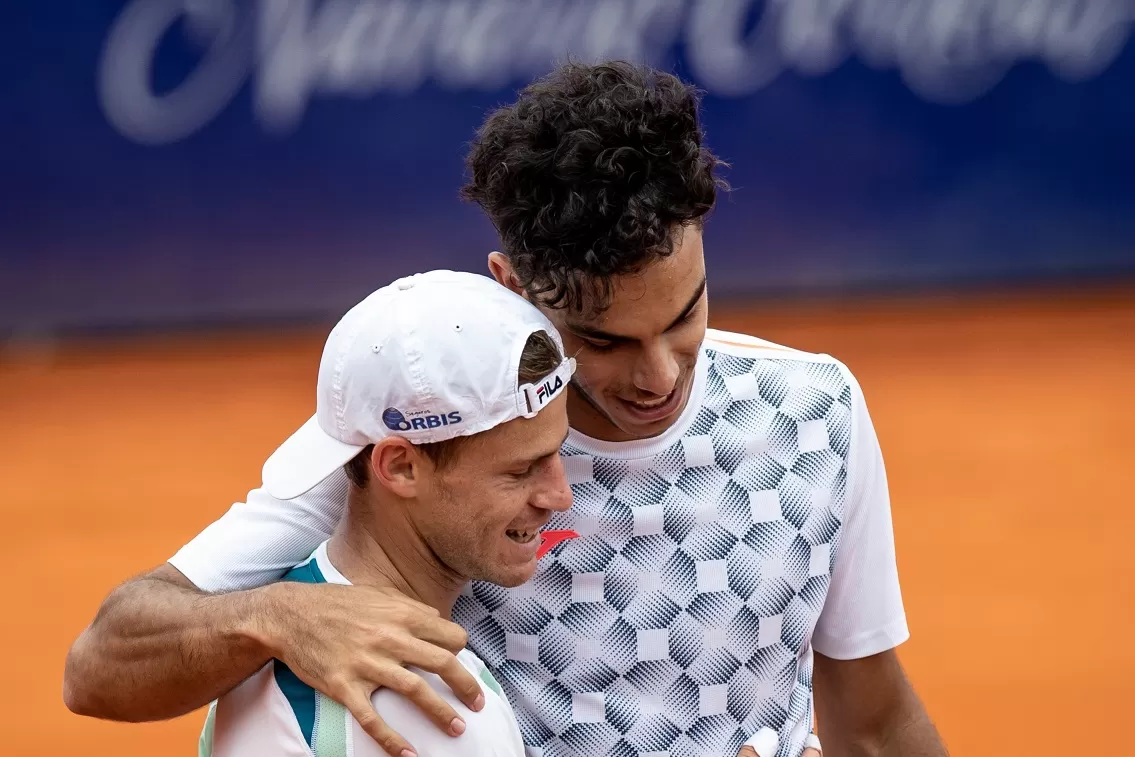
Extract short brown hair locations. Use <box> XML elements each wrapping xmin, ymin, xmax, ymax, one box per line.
<box><xmin>344</xmin><ymin>329</ymin><xmax>564</xmax><ymax>488</ymax></box>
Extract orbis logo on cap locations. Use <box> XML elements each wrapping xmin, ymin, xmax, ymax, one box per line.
<box><xmin>382</xmin><ymin>407</ymin><xmax>462</xmax><ymax>432</ymax></box>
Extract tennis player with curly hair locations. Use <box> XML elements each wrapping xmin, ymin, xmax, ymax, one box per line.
<box><xmin>66</xmin><ymin>61</ymin><xmax>946</xmax><ymax>757</ymax></box>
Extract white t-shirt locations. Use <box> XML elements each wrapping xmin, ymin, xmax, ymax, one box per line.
<box><xmin>199</xmin><ymin>542</ymin><xmax>527</xmax><ymax>757</ymax></box>
<box><xmin>175</xmin><ymin>330</ymin><xmax>909</xmax><ymax>757</ymax></box>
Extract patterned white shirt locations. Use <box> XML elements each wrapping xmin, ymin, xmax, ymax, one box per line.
<box><xmin>171</xmin><ymin>329</ymin><xmax>909</xmax><ymax>757</ymax></box>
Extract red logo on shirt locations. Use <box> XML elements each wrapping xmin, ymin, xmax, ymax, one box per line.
<box><xmin>536</xmin><ymin>529</ymin><xmax>580</xmax><ymax>559</ymax></box>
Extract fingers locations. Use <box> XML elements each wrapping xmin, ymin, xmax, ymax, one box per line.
<box><xmin>739</xmin><ymin>726</ymin><xmax>778</xmax><ymax>757</ymax></box>
<box><xmin>374</xmin><ymin>664</ymin><xmax>473</xmax><ymax>735</ymax></box>
<box><xmin>371</xmin><ymin>590</ymin><xmax>467</xmax><ymax>653</ymax></box>
<box><xmin>397</xmin><ymin>639</ymin><xmax>485</xmax><ymax>712</ymax></box>
<box><xmin>738</xmin><ymin>728</ymin><xmax>821</xmax><ymax>757</ymax></box>
<box><xmin>340</xmin><ymin>687</ymin><xmax>417</xmax><ymax>757</ymax></box>
<box><xmin>739</xmin><ymin>744</ymin><xmax>821</xmax><ymax>757</ymax></box>
<box><xmin>802</xmin><ymin>731</ymin><xmax>822</xmax><ymax>756</ymax></box>
<box><xmin>400</xmin><ymin>611</ymin><xmax>469</xmax><ymax>654</ymax></box>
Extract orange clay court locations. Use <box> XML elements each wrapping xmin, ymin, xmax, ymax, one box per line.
<box><xmin>2</xmin><ymin>286</ymin><xmax>1132</xmax><ymax>757</ymax></box>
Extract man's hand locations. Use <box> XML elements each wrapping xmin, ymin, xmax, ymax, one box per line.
<box><xmin>740</xmin><ymin>726</ymin><xmax>821</xmax><ymax>757</ymax></box>
<box><xmin>258</xmin><ymin>580</ymin><xmax>485</xmax><ymax>757</ymax></box>
<box><xmin>64</xmin><ymin>565</ymin><xmax>486</xmax><ymax>757</ymax></box>
<box><xmin>738</xmin><ymin>748</ymin><xmax>822</xmax><ymax>757</ymax></box>
<box><xmin>737</xmin><ymin>727</ymin><xmax>822</xmax><ymax>757</ymax></box>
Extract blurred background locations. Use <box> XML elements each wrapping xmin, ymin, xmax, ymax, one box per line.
<box><xmin>2</xmin><ymin>1</ymin><xmax>1133</xmax><ymax>755</ymax></box>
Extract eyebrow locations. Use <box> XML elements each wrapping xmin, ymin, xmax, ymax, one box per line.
<box><xmin>547</xmin><ymin>429</ymin><xmax>571</xmax><ymax>459</ymax></box>
<box><xmin>567</xmin><ymin>276</ymin><xmax>707</xmax><ymax>343</ymax></box>
<box><xmin>517</xmin><ymin>428</ymin><xmax>571</xmax><ymax>466</ymax></box>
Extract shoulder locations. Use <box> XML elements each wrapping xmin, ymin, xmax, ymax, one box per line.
<box><xmin>365</xmin><ymin>657</ymin><xmax>524</xmax><ymax>756</ymax></box>
<box><xmin>210</xmin><ymin>664</ymin><xmax>313</xmax><ymax>757</ymax></box>
<box><xmin>279</xmin><ymin>556</ymin><xmax>325</xmax><ymax>585</ymax></box>
<box><xmin>704</xmin><ymin>328</ymin><xmax>841</xmax><ymax>367</ymax></box>
<box><xmin>703</xmin><ymin>328</ymin><xmax>859</xmax><ymax>396</ymax></box>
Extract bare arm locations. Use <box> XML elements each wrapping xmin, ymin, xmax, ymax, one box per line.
<box><xmin>806</xmin><ymin>368</ymin><xmax>943</xmax><ymax>754</ymax></box>
<box><xmin>63</xmin><ymin>563</ymin><xmax>276</xmax><ymax>721</ymax></box>
<box><xmin>63</xmin><ymin>563</ymin><xmax>486</xmax><ymax>757</ymax></box>
<box><xmin>813</xmin><ymin>649</ymin><xmax>948</xmax><ymax>757</ymax></box>
<box><xmin>63</xmin><ymin>473</ymin><xmax>493</xmax><ymax>756</ymax></box>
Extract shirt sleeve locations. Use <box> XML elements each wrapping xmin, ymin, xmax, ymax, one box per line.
<box><xmin>168</xmin><ymin>470</ymin><xmax>348</xmax><ymax>592</ymax></box>
<box><xmin>810</xmin><ymin>364</ymin><xmax>910</xmax><ymax>660</ymax></box>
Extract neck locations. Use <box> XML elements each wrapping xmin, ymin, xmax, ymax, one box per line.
<box><xmin>326</xmin><ymin>491</ymin><xmax>467</xmax><ymax>619</ymax></box>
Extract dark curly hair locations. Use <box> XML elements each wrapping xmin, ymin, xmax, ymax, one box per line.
<box><xmin>461</xmin><ymin>60</ymin><xmax>728</xmax><ymax>313</ymax></box>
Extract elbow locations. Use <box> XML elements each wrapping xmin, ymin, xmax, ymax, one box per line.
<box><xmin>62</xmin><ymin>633</ymin><xmax>116</xmax><ymax>720</ymax></box>
<box><xmin>62</xmin><ymin>639</ymin><xmax>96</xmax><ymax>716</ymax></box>
<box><xmin>62</xmin><ymin>674</ymin><xmax>94</xmax><ymax>718</ymax></box>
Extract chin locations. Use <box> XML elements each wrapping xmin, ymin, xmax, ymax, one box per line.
<box><xmin>615</xmin><ymin>413</ymin><xmax>677</xmax><ymax>437</ymax></box>
<box><xmin>483</xmin><ymin>562</ymin><xmax>539</xmax><ymax>588</ymax></box>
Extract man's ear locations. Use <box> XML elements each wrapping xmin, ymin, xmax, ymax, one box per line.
<box><xmin>487</xmin><ymin>252</ymin><xmax>526</xmax><ymax>298</ymax></box>
<box><xmin>369</xmin><ymin>438</ymin><xmax>424</xmax><ymax>498</ymax></box>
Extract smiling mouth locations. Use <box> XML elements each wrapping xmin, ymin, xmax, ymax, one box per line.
<box><xmin>617</xmin><ymin>386</ymin><xmax>683</xmax><ymax>420</ymax></box>
<box><xmin>627</xmin><ymin>394</ymin><xmax>671</xmax><ymax>410</ymax></box>
<box><xmin>506</xmin><ymin>529</ymin><xmax>539</xmax><ymax>544</ymax></box>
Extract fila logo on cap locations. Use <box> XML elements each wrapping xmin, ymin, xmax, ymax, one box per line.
<box><xmin>383</xmin><ymin>407</ymin><xmax>463</xmax><ymax>432</ymax></box>
<box><xmin>535</xmin><ymin>374</ymin><xmax>564</xmax><ymax>403</ymax></box>
<box><xmin>519</xmin><ymin>356</ymin><xmax>575</xmax><ymax>418</ymax></box>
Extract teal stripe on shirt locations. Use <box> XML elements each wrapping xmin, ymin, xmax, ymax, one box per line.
<box><xmin>273</xmin><ymin>556</ymin><xmax>328</xmax><ymax>748</ymax></box>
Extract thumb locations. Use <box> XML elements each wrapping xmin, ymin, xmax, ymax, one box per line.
<box><xmin>738</xmin><ymin>726</ymin><xmax>779</xmax><ymax>757</ymax></box>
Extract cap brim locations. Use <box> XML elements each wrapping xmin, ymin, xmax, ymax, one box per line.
<box><xmin>262</xmin><ymin>415</ymin><xmax>364</xmax><ymax>500</ymax></box>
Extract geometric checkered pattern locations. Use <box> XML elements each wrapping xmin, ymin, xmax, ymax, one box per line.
<box><xmin>456</xmin><ymin>347</ymin><xmax>853</xmax><ymax>757</ymax></box>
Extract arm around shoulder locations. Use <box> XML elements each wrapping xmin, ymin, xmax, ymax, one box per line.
<box><xmin>64</xmin><ymin>476</ymin><xmax>345</xmax><ymax>721</ymax></box>
<box><xmin>63</xmin><ymin>562</ymin><xmax>284</xmax><ymax>721</ymax></box>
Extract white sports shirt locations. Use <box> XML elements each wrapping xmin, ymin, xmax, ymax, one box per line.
<box><xmin>174</xmin><ymin>330</ymin><xmax>909</xmax><ymax>757</ymax></box>
<box><xmin>199</xmin><ymin>541</ymin><xmax>527</xmax><ymax>757</ymax></box>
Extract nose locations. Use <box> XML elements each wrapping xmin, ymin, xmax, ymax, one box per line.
<box><xmin>633</xmin><ymin>340</ymin><xmax>680</xmax><ymax>397</ymax></box>
<box><xmin>532</xmin><ymin>456</ymin><xmax>573</xmax><ymax>513</ymax></box>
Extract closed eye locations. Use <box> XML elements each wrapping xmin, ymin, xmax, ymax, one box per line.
<box><xmin>508</xmin><ymin>444</ymin><xmax>565</xmax><ymax>479</ymax></box>
<box><xmin>670</xmin><ymin>310</ymin><xmax>696</xmax><ymax>331</ymax></box>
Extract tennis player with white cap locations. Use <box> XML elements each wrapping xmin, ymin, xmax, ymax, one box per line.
<box><xmin>66</xmin><ymin>61</ymin><xmax>944</xmax><ymax>757</ymax></box>
<box><xmin>200</xmin><ymin>270</ymin><xmax>577</xmax><ymax>757</ymax></box>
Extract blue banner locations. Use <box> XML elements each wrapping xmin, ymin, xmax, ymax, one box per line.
<box><xmin>4</xmin><ymin>0</ymin><xmax>1135</xmax><ymax>334</ymax></box>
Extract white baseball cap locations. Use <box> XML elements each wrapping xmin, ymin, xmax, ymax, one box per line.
<box><xmin>262</xmin><ymin>270</ymin><xmax>576</xmax><ymax>500</ymax></box>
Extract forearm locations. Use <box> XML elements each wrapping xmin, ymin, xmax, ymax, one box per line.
<box><xmin>820</xmin><ymin>698</ymin><xmax>945</xmax><ymax>757</ymax></box>
<box><xmin>875</xmin><ymin>697</ymin><xmax>947</xmax><ymax>757</ymax></box>
<box><xmin>814</xmin><ymin>650</ymin><xmax>948</xmax><ymax>757</ymax></box>
<box><xmin>64</xmin><ymin>565</ymin><xmax>278</xmax><ymax>722</ymax></box>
